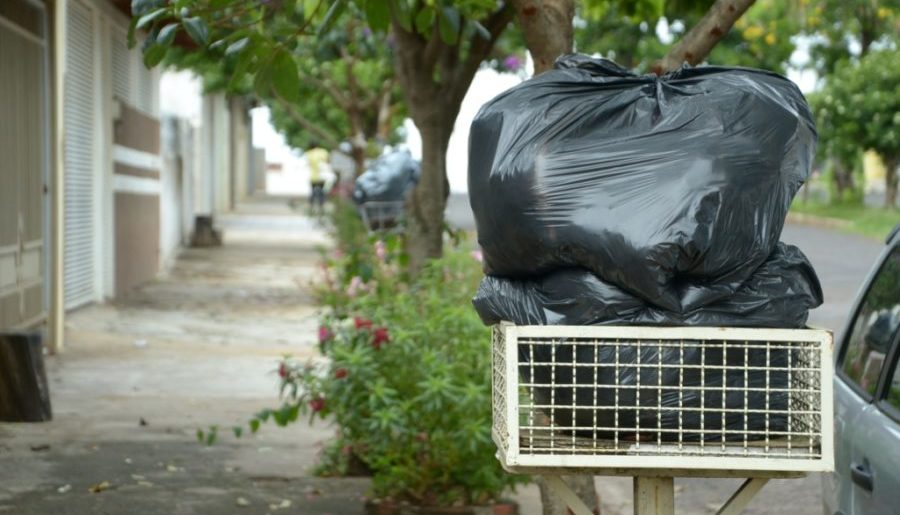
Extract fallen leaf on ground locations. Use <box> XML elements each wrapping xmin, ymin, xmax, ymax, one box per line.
<box><xmin>88</xmin><ymin>481</ymin><xmax>111</xmax><ymax>493</ymax></box>
<box><xmin>235</xmin><ymin>497</ymin><xmax>250</xmax><ymax>507</ymax></box>
<box><xmin>57</xmin><ymin>485</ymin><xmax>71</xmax><ymax>494</ymax></box>
<box><xmin>269</xmin><ymin>499</ymin><xmax>292</xmax><ymax>510</ymax></box>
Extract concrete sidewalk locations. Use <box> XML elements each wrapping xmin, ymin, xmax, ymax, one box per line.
<box><xmin>0</xmin><ymin>204</ymin><xmax>372</xmax><ymax>514</ymax></box>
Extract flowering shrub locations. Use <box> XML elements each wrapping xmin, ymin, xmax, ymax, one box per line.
<box><xmin>280</xmin><ymin>248</ymin><xmax>524</xmax><ymax>506</ymax></box>
<box><xmin>201</xmin><ymin>199</ymin><xmax>522</xmax><ymax>506</ymax></box>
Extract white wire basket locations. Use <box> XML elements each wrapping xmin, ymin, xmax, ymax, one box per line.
<box><xmin>492</xmin><ymin>323</ymin><xmax>834</xmax><ymax>475</ymax></box>
<box><xmin>358</xmin><ymin>201</ymin><xmax>405</xmax><ymax>232</ymax></box>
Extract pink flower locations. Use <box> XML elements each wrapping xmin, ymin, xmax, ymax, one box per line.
<box><xmin>354</xmin><ymin>317</ymin><xmax>373</xmax><ymax>330</ymax></box>
<box><xmin>334</xmin><ymin>368</ymin><xmax>348</xmax><ymax>379</ymax></box>
<box><xmin>346</xmin><ymin>276</ymin><xmax>364</xmax><ymax>297</ymax></box>
<box><xmin>372</xmin><ymin>327</ymin><xmax>390</xmax><ymax>349</ymax></box>
<box><xmin>309</xmin><ymin>398</ymin><xmax>325</xmax><ymax>412</ymax></box>
<box><xmin>318</xmin><ymin>325</ymin><xmax>333</xmax><ymax>344</ymax></box>
<box><xmin>278</xmin><ymin>363</ymin><xmax>289</xmax><ymax>378</ymax></box>
<box><xmin>470</xmin><ymin>249</ymin><xmax>483</xmax><ymax>263</ymax></box>
<box><xmin>374</xmin><ymin>240</ymin><xmax>387</xmax><ymax>261</ymax></box>
<box><xmin>503</xmin><ymin>55</ymin><xmax>523</xmax><ymax>71</ymax></box>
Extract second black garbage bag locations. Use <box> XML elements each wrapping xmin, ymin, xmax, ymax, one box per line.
<box><xmin>468</xmin><ymin>55</ymin><xmax>817</xmax><ymax>313</ymax></box>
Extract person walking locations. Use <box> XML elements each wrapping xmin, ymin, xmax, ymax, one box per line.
<box><xmin>306</xmin><ymin>142</ymin><xmax>330</xmax><ymax>214</ymax></box>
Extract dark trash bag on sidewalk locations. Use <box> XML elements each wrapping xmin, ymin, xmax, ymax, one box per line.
<box><xmin>473</xmin><ymin>243</ymin><xmax>823</xmax><ymax>328</ymax></box>
<box><xmin>520</xmin><ymin>336</ymin><xmax>794</xmax><ymax>442</ymax></box>
<box><xmin>468</xmin><ymin>55</ymin><xmax>817</xmax><ymax>313</ymax></box>
<box><xmin>353</xmin><ymin>150</ymin><xmax>421</xmax><ymax>204</ymax></box>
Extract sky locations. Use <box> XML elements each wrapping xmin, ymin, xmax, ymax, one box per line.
<box><xmin>160</xmin><ymin>33</ymin><xmax>820</xmax><ymax>195</ymax></box>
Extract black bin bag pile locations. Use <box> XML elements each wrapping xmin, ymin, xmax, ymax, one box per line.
<box><xmin>468</xmin><ymin>55</ymin><xmax>824</xmax><ymax>441</ymax></box>
<box><xmin>353</xmin><ymin>150</ymin><xmax>420</xmax><ymax>204</ymax></box>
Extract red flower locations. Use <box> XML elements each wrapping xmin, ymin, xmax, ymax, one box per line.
<box><xmin>334</xmin><ymin>368</ymin><xmax>348</xmax><ymax>379</ymax></box>
<box><xmin>318</xmin><ymin>325</ymin><xmax>333</xmax><ymax>344</ymax></box>
<box><xmin>372</xmin><ymin>327</ymin><xmax>390</xmax><ymax>349</ymax></box>
<box><xmin>278</xmin><ymin>363</ymin><xmax>289</xmax><ymax>378</ymax></box>
<box><xmin>354</xmin><ymin>317</ymin><xmax>373</xmax><ymax>330</ymax></box>
<box><xmin>309</xmin><ymin>398</ymin><xmax>326</xmax><ymax>412</ymax></box>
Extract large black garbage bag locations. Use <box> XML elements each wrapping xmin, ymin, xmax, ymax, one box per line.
<box><xmin>473</xmin><ymin>243</ymin><xmax>823</xmax><ymax>328</ymax></box>
<box><xmin>353</xmin><ymin>150</ymin><xmax>420</xmax><ymax>204</ymax></box>
<box><xmin>520</xmin><ymin>337</ymin><xmax>793</xmax><ymax>442</ymax></box>
<box><xmin>468</xmin><ymin>55</ymin><xmax>817</xmax><ymax>312</ymax></box>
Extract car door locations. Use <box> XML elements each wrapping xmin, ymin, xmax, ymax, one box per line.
<box><xmin>850</xmin><ymin>339</ymin><xmax>900</xmax><ymax>515</ymax></box>
<box><xmin>829</xmin><ymin>245</ymin><xmax>900</xmax><ymax>515</ymax></box>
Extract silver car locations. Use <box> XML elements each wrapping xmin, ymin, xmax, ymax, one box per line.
<box><xmin>824</xmin><ymin>224</ymin><xmax>900</xmax><ymax>515</ymax></box>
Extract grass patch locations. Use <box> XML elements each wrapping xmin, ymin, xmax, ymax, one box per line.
<box><xmin>790</xmin><ymin>200</ymin><xmax>899</xmax><ymax>241</ymax></box>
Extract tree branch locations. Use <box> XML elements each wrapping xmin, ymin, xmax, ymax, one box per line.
<box><xmin>272</xmin><ymin>92</ymin><xmax>341</xmax><ymax>148</ymax></box>
<box><xmin>453</xmin><ymin>5</ymin><xmax>515</xmax><ymax>98</ymax></box>
<box><xmin>653</xmin><ymin>0</ymin><xmax>757</xmax><ymax>74</ymax></box>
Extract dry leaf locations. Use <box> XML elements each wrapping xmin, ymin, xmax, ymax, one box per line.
<box><xmin>88</xmin><ymin>481</ymin><xmax>111</xmax><ymax>493</ymax></box>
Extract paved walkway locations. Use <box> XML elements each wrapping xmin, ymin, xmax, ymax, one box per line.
<box><xmin>0</xmin><ymin>200</ymin><xmax>371</xmax><ymax>514</ymax></box>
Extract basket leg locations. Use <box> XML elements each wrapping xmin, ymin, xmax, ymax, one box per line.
<box><xmin>633</xmin><ymin>477</ymin><xmax>674</xmax><ymax>515</ymax></box>
<box><xmin>542</xmin><ymin>476</ymin><xmax>595</xmax><ymax>515</ymax></box>
<box><xmin>715</xmin><ymin>478</ymin><xmax>769</xmax><ymax>515</ymax></box>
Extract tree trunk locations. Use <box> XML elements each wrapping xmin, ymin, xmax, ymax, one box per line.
<box><xmin>512</xmin><ymin>4</ymin><xmax>602</xmax><ymax>513</ymax></box>
<box><xmin>653</xmin><ymin>0</ymin><xmax>757</xmax><ymax>74</ymax></box>
<box><xmin>405</xmin><ymin>117</ymin><xmax>452</xmax><ymax>272</ymax></box>
<box><xmin>350</xmin><ymin>140</ymin><xmax>367</xmax><ymax>178</ymax></box>
<box><xmin>538</xmin><ymin>476</ymin><xmax>600</xmax><ymax>515</ymax></box>
<box><xmin>510</xmin><ymin>0</ymin><xmax>575</xmax><ymax>74</ymax></box>
<box><xmin>885</xmin><ymin>158</ymin><xmax>898</xmax><ymax>209</ymax></box>
<box><xmin>0</xmin><ymin>333</ymin><xmax>52</xmax><ymax>422</ymax></box>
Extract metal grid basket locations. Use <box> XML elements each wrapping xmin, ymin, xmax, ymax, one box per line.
<box><xmin>492</xmin><ymin>324</ymin><xmax>834</xmax><ymax>474</ymax></box>
<box><xmin>358</xmin><ymin>201</ymin><xmax>405</xmax><ymax>232</ymax></box>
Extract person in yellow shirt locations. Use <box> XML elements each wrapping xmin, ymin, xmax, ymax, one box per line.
<box><xmin>306</xmin><ymin>142</ymin><xmax>330</xmax><ymax>213</ymax></box>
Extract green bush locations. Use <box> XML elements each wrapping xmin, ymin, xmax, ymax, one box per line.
<box><xmin>209</xmin><ymin>202</ymin><xmax>526</xmax><ymax>507</ymax></box>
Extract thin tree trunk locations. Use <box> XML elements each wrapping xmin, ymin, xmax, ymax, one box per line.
<box><xmin>885</xmin><ymin>158</ymin><xmax>898</xmax><ymax>209</ymax></box>
<box><xmin>653</xmin><ymin>0</ymin><xmax>756</xmax><ymax>74</ymax></box>
<box><xmin>510</xmin><ymin>0</ymin><xmax>575</xmax><ymax>74</ymax></box>
<box><xmin>405</xmin><ymin>118</ymin><xmax>452</xmax><ymax>272</ymax></box>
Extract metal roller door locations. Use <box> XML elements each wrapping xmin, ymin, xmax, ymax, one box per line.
<box><xmin>63</xmin><ymin>0</ymin><xmax>97</xmax><ymax>309</ymax></box>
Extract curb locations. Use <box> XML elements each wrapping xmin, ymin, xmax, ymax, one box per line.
<box><xmin>786</xmin><ymin>211</ymin><xmax>853</xmax><ymax>231</ymax></box>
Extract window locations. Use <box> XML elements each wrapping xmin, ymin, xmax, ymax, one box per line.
<box><xmin>840</xmin><ymin>247</ymin><xmax>900</xmax><ymax>396</ymax></box>
<box><xmin>889</xmin><ymin>357</ymin><xmax>900</xmax><ymax>411</ymax></box>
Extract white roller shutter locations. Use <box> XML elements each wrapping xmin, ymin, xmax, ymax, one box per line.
<box><xmin>63</xmin><ymin>0</ymin><xmax>97</xmax><ymax>309</ymax></box>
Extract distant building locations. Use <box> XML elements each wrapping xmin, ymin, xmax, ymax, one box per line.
<box><xmin>0</xmin><ymin>0</ymin><xmax>263</xmax><ymax>351</ymax></box>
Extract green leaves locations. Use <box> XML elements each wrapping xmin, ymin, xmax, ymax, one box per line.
<box><xmin>255</xmin><ymin>49</ymin><xmax>301</xmax><ymax>103</ymax></box>
<box><xmin>225</xmin><ymin>37</ymin><xmax>250</xmax><ymax>57</ymax></box>
<box><xmin>156</xmin><ymin>23</ymin><xmax>179</xmax><ymax>46</ymax></box>
<box><xmin>142</xmin><ymin>44</ymin><xmax>167</xmax><ymax>68</ymax></box>
<box><xmin>136</xmin><ymin>8</ymin><xmax>166</xmax><ymax>30</ymax></box>
<box><xmin>438</xmin><ymin>7</ymin><xmax>461</xmax><ymax>44</ymax></box>
<box><xmin>318</xmin><ymin>0</ymin><xmax>347</xmax><ymax>36</ymax></box>
<box><xmin>183</xmin><ymin>16</ymin><xmax>209</xmax><ymax>45</ymax></box>
<box><xmin>364</xmin><ymin>0</ymin><xmax>390</xmax><ymax>32</ymax></box>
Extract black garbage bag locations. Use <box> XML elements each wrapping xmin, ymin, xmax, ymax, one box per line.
<box><xmin>468</xmin><ymin>55</ymin><xmax>817</xmax><ymax>313</ymax></box>
<box><xmin>473</xmin><ymin>242</ymin><xmax>823</xmax><ymax>328</ymax></box>
<box><xmin>353</xmin><ymin>150</ymin><xmax>421</xmax><ymax>204</ymax></box>
<box><xmin>520</xmin><ymin>337</ymin><xmax>794</xmax><ymax>442</ymax></box>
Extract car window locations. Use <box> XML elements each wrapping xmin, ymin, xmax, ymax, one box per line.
<box><xmin>889</xmin><ymin>355</ymin><xmax>900</xmax><ymax>411</ymax></box>
<box><xmin>840</xmin><ymin>247</ymin><xmax>900</xmax><ymax>396</ymax></box>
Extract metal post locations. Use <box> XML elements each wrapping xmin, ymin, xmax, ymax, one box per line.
<box><xmin>633</xmin><ymin>476</ymin><xmax>675</xmax><ymax>515</ymax></box>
